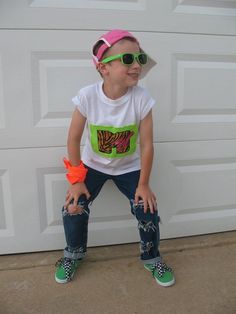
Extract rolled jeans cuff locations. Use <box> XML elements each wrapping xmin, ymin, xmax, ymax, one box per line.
<box><xmin>141</xmin><ymin>256</ymin><xmax>162</xmax><ymax>264</ymax></box>
<box><xmin>64</xmin><ymin>249</ymin><xmax>86</xmax><ymax>260</ymax></box>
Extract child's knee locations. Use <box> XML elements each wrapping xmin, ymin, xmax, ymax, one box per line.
<box><xmin>62</xmin><ymin>200</ymin><xmax>90</xmax><ymax>217</ymax></box>
<box><xmin>130</xmin><ymin>199</ymin><xmax>160</xmax><ymax>224</ymax></box>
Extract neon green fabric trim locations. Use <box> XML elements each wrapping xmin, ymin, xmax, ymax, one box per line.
<box><xmin>90</xmin><ymin>124</ymin><xmax>138</xmax><ymax>158</ymax></box>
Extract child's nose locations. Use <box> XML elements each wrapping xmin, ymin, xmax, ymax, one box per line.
<box><xmin>132</xmin><ymin>58</ymin><xmax>141</xmax><ymax>68</ymax></box>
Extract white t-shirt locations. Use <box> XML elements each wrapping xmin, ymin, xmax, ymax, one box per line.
<box><xmin>72</xmin><ymin>81</ymin><xmax>155</xmax><ymax>175</ymax></box>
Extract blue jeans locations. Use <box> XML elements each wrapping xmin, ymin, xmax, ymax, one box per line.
<box><xmin>62</xmin><ymin>165</ymin><xmax>161</xmax><ymax>264</ymax></box>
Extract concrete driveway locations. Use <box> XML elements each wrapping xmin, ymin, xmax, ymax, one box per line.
<box><xmin>1</xmin><ymin>231</ymin><xmax>236</xmax><ymax>314</ymax></box>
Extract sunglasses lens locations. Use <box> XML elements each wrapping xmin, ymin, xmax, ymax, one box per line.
<box><xmin>122</xmin><ymin>54</ymin><xmax>134</xmax><ymax>65</ymax></box>
<box><xmin>138</xmin><ymin>53</ymin><xmax>148</xmax><ymax>65</ymax></box>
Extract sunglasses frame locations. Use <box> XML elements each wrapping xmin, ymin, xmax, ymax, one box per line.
<box><xmin>101</xmin><ymin>52</ymin><xmax>148</xmax><ymax>66</ymax></box>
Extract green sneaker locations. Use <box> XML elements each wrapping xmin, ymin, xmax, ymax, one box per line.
<box><xmin>55</xmin><ymin>257</ymin><xmax>81</xmax><ymax>283</ymax></box>
<box><xmin>144</xmin><ymin>261</ymin><xmax>175</xmax><ymax>287</ymax></box>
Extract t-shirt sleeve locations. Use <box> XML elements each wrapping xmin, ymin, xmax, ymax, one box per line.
<box><xmin>72</xmin><ymin>92</ymin><xmax>87</xmax><ymax>117</ymax></box>
<box><xmin>139</xmin><ymin>88</ymin><xmax>156</xmax><ymax>120</ymax></box>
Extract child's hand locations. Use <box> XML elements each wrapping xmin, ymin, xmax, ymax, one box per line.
<box><xmin>64</xmin><ymin>182</ymin><xmax>91</xmax><ymax>214</ymax></box>
<box><xmin>135</xmin><ymin>184</ymin><xmax>157</xmax><ymax>214</ymax></box>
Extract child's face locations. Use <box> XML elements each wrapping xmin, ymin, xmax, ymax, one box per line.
<box><xmin>100</xmin><ymin>39</ymin><xmax>142</xmax><ymax>89</ymax></box>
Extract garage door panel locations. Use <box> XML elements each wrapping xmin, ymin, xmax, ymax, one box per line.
<box><xmin>30</xmin><ymin>0</ymin><xmax>146</xmax><ymax>10</ymax></box>
<box><xmin>36</xmin><ymin>167</ymin><xmax>66</xmax><ymax>235</ymax></box>
<box><xmin>155</xmin><ymin>141</ymin><xmax>236</xmax><ymax>238</ymax></box>
<box><xmin>146</xmin><ymin>34</ymin><xmax>236</xmax><ymax>142</ymax></box>
<box><xmin>0</xmin><ymin>169</ymin><xmax>14</xmax><ymax>238</ymax></box>
<box><xmin>0</xmin><ymin>154</ymin><xmax>38</xmax><ymax>253</ymax></box>
<box><xmin>0</xmin><ymin>30</ymin><xmax>100</xmax><ymax>148</ymax></box>
<box><xmin>173</xmin><ymin>0</ymin><xmax>236</xmax><ymax>17</ymax></box>
<box><xmin>0</xmin><ymin>0</ymin><xmax>235</xmax><ymax>35</ymax></box>
<box><xmin>171</xmin><ymin>53</ymin><xmax>236</xmax><ymax>124</ymax></box>
<box><xmin>0</xmin><ymin>55</ymin><xmax>5</xmax><ymax>129</ymax></box>
<box><xmin>0</xmin><ymin>148</ymin><xmax>66</xmax><ymax>254</ymax></box>
<box><xmin>31</xmin><ymin>51</ymin><xmax>100</xmax><ymax>128</ymax></box>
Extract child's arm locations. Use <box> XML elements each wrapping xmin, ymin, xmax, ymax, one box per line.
<box><xmin>135</xmin><ymin>110</ymin><xmax>157</xmax><ymax>214</ymax></box>
<box><xmin>64</xmin><ymin>109</ymin><xmax>91</xmax><ymax>213</ymax></box>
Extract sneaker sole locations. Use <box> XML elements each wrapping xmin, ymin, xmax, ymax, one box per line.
<box><xmin>144</xmin><ymin>264</ymin><xmax>175</xmax><ymax>287</ymax></box>
<box><xmin>55</xmin><ymin>270</ymin><xmax>76</xmax><ymax>284</ymax></box>
<box><xmin>155</xmin><ymin>277</ymin><xmax>175</xmax><ymax>287</ymax></box>
<box><xmin>144</xmin><ymin>264</ymin><xmax>152</xmax><ymax>272</ymax></box>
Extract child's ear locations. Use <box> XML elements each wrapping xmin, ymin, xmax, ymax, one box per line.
<box><xmin>97</xmin><ymin>62</ymin><xmax>109</xmax><ymax>76</ymax></box>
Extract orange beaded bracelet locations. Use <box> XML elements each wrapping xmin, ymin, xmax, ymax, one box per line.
<box><xmin>63</xmin><ymin>158</ymin><xmax>88</xmax><ymax>184</ymax></box>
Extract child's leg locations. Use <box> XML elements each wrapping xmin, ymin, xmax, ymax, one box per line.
<box><xmin>131</xmin><ymin>199</ymin><xmax>161</xmax><ymax>263</ymax></box>
<box><xmin>62</xmin><ymin>195</ymin><xmax>90</xmax><ymax>260</ymax></box>
<box><xmin>62</xmin><ymin>166</ymin><xmax>109</xmax><ymax>260</ymax></box>
<box><xmin>112</xmin><ymin>170</ymin><xmax>161</xmax><ymax>264</ymax></box>
<box><xmin>113</xmin><ymin>170</ymin><xmax>175</xmax><ymax>287</ymax></box>
<box><xmin>55</xmin><ymin>166</ymin><xmax>109</xmax><ymax>283</ymax></box>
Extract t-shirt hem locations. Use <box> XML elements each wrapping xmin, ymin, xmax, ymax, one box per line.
<box><xmin>83</xmin><ymin>160</ymin><xmax>141</xmax><ymax>176</ymax></box>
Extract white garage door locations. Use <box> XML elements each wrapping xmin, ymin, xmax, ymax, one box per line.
<box><xmin>0</xmin><ymin>0</ymin><xmax>236</xmax><ymax>254</ymax></box>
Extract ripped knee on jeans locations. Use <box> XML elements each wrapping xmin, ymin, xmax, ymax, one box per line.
<box><xmin>62</xmin><ymin>201</ymin><xmax>89</xmax><ymax>217</ymax></box>
<box><xmin>130</xmin><ymin>199</ymin><xmax>161</xmax><ymax>224</ymax></box>
<box><xmin>138</xmin><ymin>220</ymin><xmax>157</xmax><ymax>232</ymax></box>
<box><xmin>131</xmin><ymin>199</ymin><xmax>146</xmax><ymax>215</ymax></box>
<box><xmin>140</xmin><ymin>241</ymin><xmax>154</xmax><ymax>254</ymax></box>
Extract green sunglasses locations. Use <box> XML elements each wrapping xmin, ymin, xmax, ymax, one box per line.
<box><xmin>101</xmin><ymin>52</ymin><xmax>148</xmax><ymax>66</ymax></box>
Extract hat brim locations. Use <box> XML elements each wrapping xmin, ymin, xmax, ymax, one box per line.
<box><xmin>140</xmin><ymin>52</ymin><xmax>157</xmax><ymax>79</ymax></box>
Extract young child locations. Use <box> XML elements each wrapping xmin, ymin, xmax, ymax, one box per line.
<box><xmin>55</xmin><ymin>29</ymin><xmax>175</xmax><ymax>287</ymax></box>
